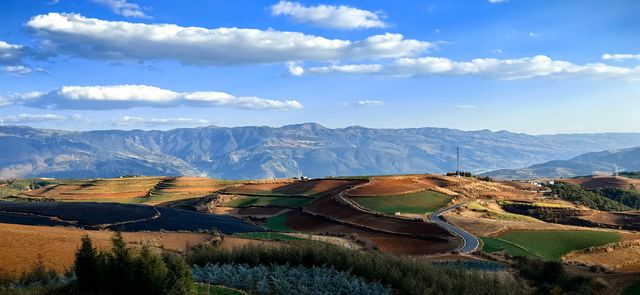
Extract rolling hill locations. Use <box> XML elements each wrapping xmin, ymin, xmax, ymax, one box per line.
<box><xmin>3</xmin><ymin>124</ymin><xmax>640</xmax><ymax>179</ymax></box>
<box><xmin>483</xmin><ymin>146</ymin><xmax>640</xmax><ymax>179</ymax></box>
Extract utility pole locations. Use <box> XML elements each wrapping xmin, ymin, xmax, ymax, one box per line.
<box><xmin>456</xmin><ymin>146</ymin><xmax>461</xmax><ymax>176</ymax></box>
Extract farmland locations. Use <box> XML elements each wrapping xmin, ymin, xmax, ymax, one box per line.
<box><xmin>226</xmin><ymin>179</ymin><xmax>361</xmax><ymax>197</ymax></box>
<box><xmin>0</xmin><ymin>223</ymin><xmax>217</xmax><ymax>277</ymax></box>
<box><xmin>350</xmin><ymin>190</ymin><xmax>453</xmax><ymax>214</ymax></box>
<box><xmin>481</xmin><ymin>230</ymin><xmax>621</xmax><ymax>260</ymax></box>
<box><xmin>0</xmin><ymin>201</ymin><xmax>261</xmax><ymax>233</ymax></box>
<box><xmin>222</xmin><ymin>196</ymin><xmax>312</xmax><ymax>208</ymax></box>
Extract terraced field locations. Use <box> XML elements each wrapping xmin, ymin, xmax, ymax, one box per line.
<box><xmin>481</xmin><ymin>230</ymin><xmax>621</xmax><ymax>260</ymax></box>
<box><xmin>227</xmin><ymin>179</ymin><xmax>362</xmax><ymax>197</ymax></box>
<box><xmin>148</xmin><ymin>176</ymin><xmax>239</xmax><ymax>205</ymax></box>
<box><xmin>350</xmin><ymin>190</ymin><xmax>453</xmax><ymax>214</ymax></box>
<box><xmin>222</xmin><ymin>196</ymin><xmax>313</xmax><ymax>208</ymax></box>
<box><xmin>20</xmin><ymin>177</ymin><xmax>165</xmax><ymax>203</ymax></box>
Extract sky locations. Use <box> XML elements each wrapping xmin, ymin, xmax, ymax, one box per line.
<box><xmin>0</xmin><ymin>0</ymin><xmax>638</xmax><ymax>134</ymax></box>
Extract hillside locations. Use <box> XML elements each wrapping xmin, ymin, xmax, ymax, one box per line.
<box><xmin>483</xmin><ymin>147</ymin><xmax>640</xmax><ymax>180</ymax></box>
<box><xmin>3</xmin><ymin>124</ymin><xmax>640</xmax><ymax>179</ymax></box>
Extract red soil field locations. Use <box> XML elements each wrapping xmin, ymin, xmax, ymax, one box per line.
<box><xmin>228</xmin><ymin>179</ymin><xmax>364</xmax><ymax>196</ymax></box>
<box><xmin>305</xmin><ymin>194</ymin><xmax>456</xmax><ymax>239</ymax></box>
<box><xmin>347</xmin><ymin>177</ymin><xmax>432</xmax><ymax>196</ymax></box>
<box><xmin>283</xmin><ymin>210</ymin><xmax>459</xmax><ymax>255</ymax></box>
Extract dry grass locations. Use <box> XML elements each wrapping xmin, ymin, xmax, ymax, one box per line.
<box><xmin>563</xmin><ymin>239</ymin><xmax>640</xmax><ymax>272</ymax></box>
<box><xmin>0</xmin><ymin>223</ymin><xmax>216</xmax><ymax>276</ymax></box>
<box><xmin>21</xmin><ymin>177</ymin><xmax>165</xmax><ymax>203</ymax></box>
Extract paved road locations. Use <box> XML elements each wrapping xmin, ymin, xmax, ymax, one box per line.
<box><xmin>428</xmin><ymin>203</ymin><xmax>480</xmax><ymax>254</ymax></box>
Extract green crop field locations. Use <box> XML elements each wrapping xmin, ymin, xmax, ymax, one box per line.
<box><xmin>352</xmin><ymin>190</ymin><xmax>452</xmax><ymax>214</ymax></box>
<box><xmin>263</xmin><ymin>213</ymin><xmax>294</xmax><ymax>232</ymax></box>
<box><xmin>223</xmin><ymin>196</ymin><xmax>312</xmax><ymax>208</ymax></box>
<box><xmin>233</xmin><ymin>232</ymin><xmax>302</xmax><ymax>241</ymax></box>
<box><xmin>481</xmin><ymin>230</ymin><xmax>621</xmax><ymax>261</ymax></box>
<box><xmin>195</xmin><ymin>283</ymin><xmax>246</xmax><ymax>295</ymax></box>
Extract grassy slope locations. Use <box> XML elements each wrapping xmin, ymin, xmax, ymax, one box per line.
<box><xmin>481</xmin><ymin>230</ymin><xmax>621</xmax><ymax>261</ymax></box>
<box><xmin>223</xmin><ymin>196</ymin><xmax>312</xmax><ymax>208</ymax></box>
<box><xmin>468</xmin><ymin>202</ymin><xmax>540</xmax><ymax>222</ymax></box>
<box><xmin>263</xmin><ymin>213</ymin><xmax>294</xmax><ymax>232</ymax></box>
<box><xmin>352</xmin><ymin>190</ymin><xmax>452</xmax><ymax>214</ymax></box>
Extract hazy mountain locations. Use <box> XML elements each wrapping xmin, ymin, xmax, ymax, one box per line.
<box><xmin>482</xmin><ymin>146</ymin><xmax>640</xmax><ymax>180</ymax></box>
<box><xmin>2</xmin><ymin>124</ymin><xmax>640</xmax><ymax>180</ymax></box>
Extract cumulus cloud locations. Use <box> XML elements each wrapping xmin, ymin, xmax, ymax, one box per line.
<box><xmin>293</xmin><ymin>55</ymin><xmax>640</xmax><ymax>80</ymax></box>
<box><xmin>271</xmin><ymin>1</ymin><xmax>387</xmax><ymax>30</ymax></box>
<box><xmin>0</xmin><ymin>41</ymin><xmax>28</xmax><ymax>65</ymax></box>
<box><xmin>3</xmin><ymin>85</ymin><xmax>303</xmax><ymax>110</ymax></box>
<box><xmin>26</xmin><ymin>13</ymin><xmax>430</xmax><ymax>66</ymax></box>
<box><xmin>113</xmin><ymin>116</ymin><xmax>212</xmax><ymax>127</ymax></box>
<box><xmin>305</xmin><ymin>63</ymin><xmax>383</xmax><ymax>75</ymax></box>
<box><xmin>356</xmin><ymin>100</ymin><xmax>385</xmax><ymax>106</ymax></box>
<box><xmin>602</xmin><ymin>53</ymin><xmax>640</xmax><ymax>61</ymax></box>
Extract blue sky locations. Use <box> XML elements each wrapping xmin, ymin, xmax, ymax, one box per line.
<box><xmin>0</xmin><ymin>0</ymin><xmax>638</xmax><ymax>134</ymax></box>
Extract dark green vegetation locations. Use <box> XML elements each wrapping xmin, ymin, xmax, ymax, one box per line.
<box><xmin>619</xmin><ymin>171</ymin><xmax>640</xmax><ymax>179</ymax></box>
<box><xmin>263</xmin><ymin>213</ymin><xmax>294</xmax><ymax>232</ymax></box>
<box><xmin>513</xmin><ymin>257</ymin><xmax>607</xmax><ymax>295</ymax></box>
<box><xmin>624</xmin><ymin>280</ymin><xmax>640</xmax><ymax>295</ymax></box>
<box><xmin>195</xmin><ymin>284</ymin><xmax>245</xmax><ymax>295</ymax></box>
<box><xmin>186</xmin><ymin>241</ymin><xmax>522</xmax><ymax>295</ymax></box>
<box><xmin>481</xmin><ymin>230</ymin><xmax>621</xmax><ymax>261</ymax></box>
<box><xmin>222</xmin><ymin>196</ymin><xmax>312</xmax><ymax>208</ymax></box>
<box><xmin>74</xmin><ymin>233</ymin><xmax>194</xmax><ymax>295</ymax></box>
<box><xmin>192</xmin><ymin>263</ymin><xmax>391</xmax><ymax>294</ymax></box>
<box><xmin>592</xmin><ymin>188</ymin><xmax>640</xmax><ymax>210</ymax></box>
<box><xmin>352</xmin><ymin>190</ymin><xmax>452</xmax><ymax>214</ymax></box>
<box><xmin>232</xmin><ymin>232</ymin><xmax>302</xmax><ymax>241</ymax></box>
<box><xmin>550</xmin><ymin>183</ymin><xmax>631</xmax><ymax>211</ymax></box>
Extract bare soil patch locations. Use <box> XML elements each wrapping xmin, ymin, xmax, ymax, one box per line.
<box><xmin>0</xmin><ymin>223</ymin><xmax>215</xmax><ymax>276</ymax></box>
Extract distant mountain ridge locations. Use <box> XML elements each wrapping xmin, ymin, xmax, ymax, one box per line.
<box><xmin>2</xmin><ymin>123</ymin><xmax>640</xmax><ymax>179</ymax></box>
<box><xmin>482</xmin><ymin>146</ymin><xmax>640</xmax><ymax>180</ymax></box>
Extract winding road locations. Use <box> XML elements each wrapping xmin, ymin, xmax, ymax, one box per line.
<box><xmin>428</xmin><ymin>203</ymin><xmax>480</xmax><ymax>254</ymax></box>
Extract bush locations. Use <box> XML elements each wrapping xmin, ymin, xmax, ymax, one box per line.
<box><xmin>73</xmin><ymin>233</ymin><xmax>194</xmax><ymax>295</ymax></box>
<box><xmin>593</xmin><ymin>188</ymin><xmax>640</xmax><ymax>210</ymax></box>
<box><xmin>186</xmin><ymin>241</ymin><xmax>522</xmax><ymax>295</ymax></box>
<box><xmin>513</xmin><ymin>257</ymin><xmax>604</xmax><ymax>295</ymax></box>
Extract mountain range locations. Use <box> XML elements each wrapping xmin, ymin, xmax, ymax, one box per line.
<box><xmin>2</xmin><ymin>123</ymin><xmax>640</xmax><ymax>180</ymax></box>
<box><xmin>482</xmin><ymin>146</ymin><xmax>640</xmax><ymax>180</ymax></box>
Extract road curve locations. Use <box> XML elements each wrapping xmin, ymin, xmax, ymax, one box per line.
<box><xmin>428</xmin><ymin>203</ymin><xmax>480</xmax><ymax>254</ymax></box>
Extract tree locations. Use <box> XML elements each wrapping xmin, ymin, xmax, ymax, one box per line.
<box><xmin>74</xmin><ymin>234</ymin><xmax>102</xmax><ymax>292</ymax></box>
<box><xmin>133</xmin><ymin>245</ymin><xmax>169</xmax><ymax>295</ymax></box>
<box><xmin>163</xmin><ymin>253</ymin><xmax>194</xmax><ymax>295</ymax></box>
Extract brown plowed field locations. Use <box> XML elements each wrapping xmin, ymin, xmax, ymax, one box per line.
<box><xmin>21</xmin><ymin>177</ymin><xmax>164</xmax><ymax>201</ymax></box>
<box><xmin>227</xmin><ymin>179</ymin><xmax>363</xmax><ymax>196</ymax></box>
<box><xmin>305</xmin><ymin>194</ymin><xmax>455</xmax><ymax>239</ymax></box>
<box><xmin>563</xmin><ymin>176</ymin><xmax>640</xmax><ymax>191</ymax></box>
<box><xmin>0</xmin><ymin>223</ymin><xmax>215</xmax><ymax>277</ymax></box>
<box><xmin>283</xmin><ymin>210</ymin><xmax>458</xmax><ymax>255</ymax></box>
<box><xmin>347</xmin><ymin>176</ymin><xmax>436</xmax><ymax>196</ymax></box>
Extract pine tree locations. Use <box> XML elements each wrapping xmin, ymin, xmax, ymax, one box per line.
<box><xmin>163</xmin><ymin>253</ymin><xmax>194</xmax><ymax>295</ymax></box>
<box><xmin>74</xmin><ymin>234</ymin><xmax>102</xmax><ymax>292</ymax></box>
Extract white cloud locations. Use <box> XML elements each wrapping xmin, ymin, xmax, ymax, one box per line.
<box><xmin>4</xmin><ymin>85</ymin><xmax>302</xmax><ymax>110</ymax></box>
<box><xmin>306</xmin><ymin>63</ymin><xmax>383</xmax><ymax>75</ymax></box>
<box><xmin>0</xmin><ymin>41</ymin><xmax>27</xmax><ymax>65</ymax></box>
<box><xmin>491</xmin><ymin>49</ymin><xmax>503</xmax><ymax>54</ymax></box>
<box><xmin>114</xmin><ymin>116</ymin><xmax>212</xmax><ymax>127</ymax></box>
<box><xmin>294</xmin><ymin>55</ymin><xmax>640</xmax><ymax>80</ymax></box>
<box><xmin>528</xmin><ymin>32</ymin><xmax>539</xmax><ymax>38</ymax></box>
<box><xmin>286</xmin><ymin>61</ymin><xmax>305</xmax><ymax>76</ymax></box>
<box><xmin>356</xmin><ymin>100</ymin><xmax>385</xmax><ymax>106</ymax></box>
<box><xmin>26</xmin><ymin>13</ymin><xmax>430</xmax><ymax>66</ymax></box>
<box><xmin>2</xmin><ymin>65</ymin><xmax>32</xmax><ymax>75</ymax></box>
<box><xmin>271</xmin><ymin>1</ymin><xmax>387</xmax><ymax>30</ymax></box>
<box><xmin>455</xmin><ymin>104</ymin><xmax>478</xmax><ymax>110</ymax></box>
<box><xmin>1</xmin><ymin>113</ymin><xmax>68</xmax><ymax>124</ymax></box>
<box><xmin>488</xmin><ymin>0</ymin><xmax>508</xmax><ymax>3</ymax></box>
<box><xmin>602</xmin><ymin>53</ymin><xmax>640</xmax><ymax>61</ymax></box>
<box><xmin>94</xmin><ymin>0</ymin><xmax>148</xmax><ymax>18</ymax></box>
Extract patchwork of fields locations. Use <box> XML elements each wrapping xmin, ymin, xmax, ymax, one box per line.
<box><xmin>351</xmin><ymin>190</ymin><xmax>453</xmax><ymax>214</ymax></box>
